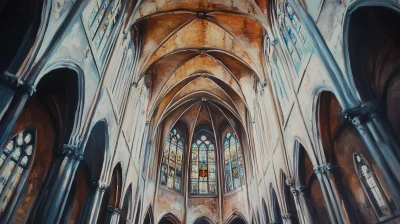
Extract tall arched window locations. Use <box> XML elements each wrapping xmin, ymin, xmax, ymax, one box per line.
<box><xmin>160</xmin><ymin>129</ymin><xmax>183</xmax><ymax>193</ymax></box>
<box><xmin>82</xmin><ymin>0</ymin><xmax>124</xmax><ymax>70</ymax></box>
<box><xmin>277</xmin><ymin>2</ymin><xmax>307</xmax><ymax>73</ymax></box>
<box><xmin>224</xmin><ymin>132</ymin><xmax>245</xmax><ymax>192</ymax></box>
<box><xmin>353</xmin><ymin>153</ymin><xmax>391</xmax><ymax>218</ymax></box>
<box><xmin>190</xmin><ymin>135</ymin><xmax>217</xmax><ymax>195</ymax></box>
<box><xmin>0</xmin><ymin>129</ymin><xmax>35</xmax><ymax>214</ymax></box>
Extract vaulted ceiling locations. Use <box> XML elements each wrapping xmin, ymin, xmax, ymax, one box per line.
<box><xmin>130</xmin><ymin>0</ymin><xmax>270</xmax><ymax>144</ymax></box>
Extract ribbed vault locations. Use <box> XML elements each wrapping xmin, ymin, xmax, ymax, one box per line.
<box><xmin>131</xmin><ymin>0</ymin><xmax>267</xmax><ymax>186</ymax></box>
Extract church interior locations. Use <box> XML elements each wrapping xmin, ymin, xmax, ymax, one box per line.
<box><xmin>1</xmin><ymin>0</ymin><xmax>400</xmax><ymax>223</ymax></box>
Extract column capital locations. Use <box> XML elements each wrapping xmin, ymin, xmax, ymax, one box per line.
<box><xmin>298</xmin><ymin>185</ymin><xmax>306</xmax><ymax>193</ymax></box>
<box><xmin>343</xmin><ymin>101</ymin><xmax>381</xmax><ymax>122</ymax></box>
<box><xmin>1</xmin><ymin>71</ymin><xmax>36</xmax><ymax>96</ymax></box>
<box><xmin>314</xmin><ymin>163</ymin><xmax>337</xmax><ymax>174</ymax></box>
<box><xmin>106</xmin><ymin>207</ymin><xmax>121</xmax><ymax>215</ymax></box>
<box><xmin>92</xmin><ymin>181</ymin><xmax>109</xmax><ymax>191</ymax></box>
<box><xmin>285</xmin><ymin>177</ymin><xmax>294</xmax><ymax>186</ymax></box>
<box><xmin>57</xmin><ymin>144</ymin><xmax>83</xmax><ymax>160</ymax></box>
<box><xmin>282</xmin><ymin>213</ymin><xmax>291</xmax><ymax>220</ymax></box>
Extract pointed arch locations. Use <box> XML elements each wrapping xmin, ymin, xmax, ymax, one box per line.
<box><xmin>143</xmin><ymin>204</ymin><xmax>154</xmax><ymax>224</ymax></box>
<box><xmin>225</xmin><ymin>211</ymin><xmax>247</xmax><ymax>224</ymax></box>
<box><xmin>193</xmin><ymin>216</ymin><xmax>214</xmax><ymax>224</ymax></box>
<box><xmin>119</xmin><ymin>184</ymin><xmax>133</xmax><ymax>224</ymax></box>
<box><xmin>158</xmin><ymin>212</ymin><xmax>181</xmax><ymax>224</ymax></box>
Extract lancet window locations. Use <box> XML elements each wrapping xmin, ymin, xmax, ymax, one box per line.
<box><xmin>190</xmin><ymin>135</ymin><xmax>217</xmax><ymax>196</ymax></box>
<box><xmin>224</xmin><ymin>132</ymin><xmax>245</xmax><ymax>192</ymax></box>
<box><xmin>160</xmin><ymin>129</ymin><xmax>183</xmax><ymax>193</ymax></box>
<box><xmin>83</xmin><ymin>0</ymin><xmax>123</xmax><ymax>69</ymax></box>
<box><xmin>0</xmin><ymin>129</ymin><xmax>35</xmax><ymax>215</ymax></box>
<box><xmin>353</xmin><ymin>153</ymin><xmax>391</xmax><ymax>218</ymax></box>
<box><xmin>278</xmin><ymin>2</ymin><xmax>306</xmax><ymax>72</ymax></box>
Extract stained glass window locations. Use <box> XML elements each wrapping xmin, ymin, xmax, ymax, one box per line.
<box><xmin>224</xmin><ymin>132</ymin><xmax>245</xmax><ymax>192</ymax></box>
<box><xmin>354</xmin><ymin>153</ymin><xmax>391</xmax><ymax>218</ymax></box>
<box><xmin>0</xmin><ymin>129</ymin><xmax>35</xmax><ymax>215</ymax></box>
<box><xmin>83</xmin><ymin>0</ymin><xmax>123</xmax><ymax>67</ymax></box>
<box><xmin>278</xmin><ymin>2</ymin><xmax>306</xmax><ymax>73</ymax></box>
<box><xmin>190</xmin><ymin>135</ymin><xmax>217</xmax><ymax>195</ymax></box>
<box><xmin>160</xmin><ymin>129</ymin><xmax>183</xmax><ymax>193</ymax></box>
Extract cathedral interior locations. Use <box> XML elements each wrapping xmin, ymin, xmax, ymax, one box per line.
<box><xmin>2</xmin><ymin>0</ymin><xmax>400</xmax><ymax>223</ymax></box>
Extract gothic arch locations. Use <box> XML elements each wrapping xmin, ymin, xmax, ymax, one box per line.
<box><xmin>97</xmin><ymin>163</ymin><xmax>123</xmax><ymax>223</ymax></box>
<box><xmin>62</xmin><ymin>120</ymin><xmax>108</xmax><ymax>223</ymax></box>
<box><xmin>270</xmin><ymin>185</ymin><xmax>282</xmax><ymax>224</ymax></box>
<box><xmin>143</xmin><ymin>204</ymin><xmax>154</xmax><ymax>224</ymax></box>
<box><xmin>293</xmin><ymin>140</ymin><xmax>328</xmax><ymax>223</ymax></box>
<box><xmin>0</xmin><ymin>0</ymin><xmax>50</xmax><ymax>75</ymax></box>
<box><xmin>133</xmin><ymin>199</ymin><xmax>142</xmax><ymax>224</ymax></box>
<box><xmin>262</xmin><ymin>198</ymin><xmax>270</xmax><ymax>223</ymax></box>
<box><xmin>193</xmin><ymin>216</ymin><xmax>214</xmax><ymax>224</ymax></box>
<box><xmin>343</xmin><ymin>1</ymin><xmax>400</xmax><ymax>161</ymax></box>
<box><xmin>281</xmin><ymin>171</ymin><xmax>299</xmax><ymax>224</ymax></box>
<box><xmin>317</xmin><ymin>91</ymin><xmax>396</xmax><ymax>222</ymax></box>
<box><xmin>224</xmin><ymin>211</ymin><xmax>247</xmax><ymax>224</ymax></box>
<box><xmin>0</xmin><ymin>68</ymin><xmax>81</xmax><ymax>223</ymax></box>
<box><xmin>119</xmin><ymin>184</ymin><xmax>133</xmax><ymax>224</ymax></box>
<box><xmin>158</xmin><ymin>212</ymin><xmax>181</xmax><ymax>224</ymax></box>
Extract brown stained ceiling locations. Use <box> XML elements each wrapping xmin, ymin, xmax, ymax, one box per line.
<box><xmin>131</xmin><ymin>0</ymin><xmax>268</xmax><ymax>145</ymax></box>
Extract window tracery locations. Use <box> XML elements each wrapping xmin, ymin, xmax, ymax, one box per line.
<box><xmin>278</xmin><ymin>2</ymin><xmax>307</xmax><ymax>73</ymax></box>
<box><xmin>160</xmin><ymin>129</ymin><xmax>183</xmax><ymax>193</ymax></box>
<box><xmin>83</xmin><ymin>0</ymin><xmax>123</xmax><ymax>70</ymax></box>
<box><xmin>0</xmin><ymin>129</ymin><xmax>35</xmax><ymax>215</ymax></box>
<box><xmin>190</xmin><ymin>135</ymin><xmax>217</xmax><ymax>195</ymax></box>
<box><xmin>224</xmin><ymin>132</ymin><xmax>245</xmax><ymax>192</ymax></box>
<box><xmin>353</xmin><ymin>153</ymin><xmax>391</xmax><ymax>218</ymax></box>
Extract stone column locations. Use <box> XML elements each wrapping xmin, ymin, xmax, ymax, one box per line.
<box><xmin>105</xmin><ymin>207</ymin><xmax>121</xmax><ymax>224</ymax></box>
<box><xmin>82</xmin><ymin>181</ymin><xmax>108</xmax><ymax>224</ymax></box>
<box><xmin>296</xmin><ymin>186</ymin><xmax>314</xmax><ymax>224</ymax></box>
<box><xmin>33</xmin><ymin>144</ymin><xmax>83</xmax><ymax>224</ymax></box>
<box><xmin>344</xmin><ymin>108</ymin><xmax>400</xmax><ymax>205</ymax></box>
<box><xmin>314</xmin><ymin>166</ymin><xmax>340</xmax><ymax>224</ymax></box>
<box><xmin>319</xmin><ymin>163</ymin><xmax>353</xmax><ymax>224</ymax></box>
<box><xmin>0</xmin><ymin>75</ymin><xmax>33</xmax><ymax>148</ymax></box>
<box><xmin>282</xmin><ymin>213</ymin><xmax>292</xmax><ymax>224</ymax></box>
<box><xmin>286</xmin><ymin>178</ymin><xmax>312</xmax><ymax>224</ymax></box>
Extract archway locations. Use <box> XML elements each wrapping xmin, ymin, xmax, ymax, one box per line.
<box><xmin>133</xmin><ymin>200</ymin><xmax>141</xmax><ymax>224</ymax></box>
<box><xmin>158</xmin><ymin>212</ymin><xmax>180</xmax><ymax>224</ymax></box>
<box><xmin>61</xmin><ymin>162</ymin><xmax>91</xmax><ymax>223</ymax></box>
<box><xmin>270</xmin><ymin>186</ymin><xmax>282</xmax><ymax>224</ymax></box>
<box><xmin>119</xmin><ymin>185</ymin><xmax>133</xmax><ymax>224</ymax></box>
<box><xmin>143</xmin><ymin>205</ymin><xmax>154</xmax><ymax>224</ymax></box>
<box><xmin>225</xmin><ymin>211</ymin><xmax>247</xmax><ymax>224</ymax></box>
<box><xmin>0</xmin><ymin>0</ymin><xmax>44</xmax><ymax>74</ymax></box>
<box><xmin>193</xmin><ymin>216</ymin><xmax>213</xmax><ymax>224</ymax></box>
<box><xmin>98</xmin><ymin>163</ymin><xmax>122</xmax><ymax>223</ymax></box>
<box><xmin>281</xmin><ymin>172</ymin><xmax>299</xmax><ymax>224</ymax></box>
<box><xmin>262</xmin><ymin>198</ymin><xmax>270</xmax><ymax>223</ymax></box>
<box><xmin>62</xmin><ymin>120</ymin><xmax>108</xmax><ymax>223</ymax></box>
<box><xmin>294</xmin><ymin>141</ymin><xmax>328</xmax><ymax>223</ymax></box>
<box><xmin>0</xmin><ymin>68</ymin><xmax>79</xmax><ymax>223</ymax></box>
<box><xmin>346</xmin><ymin>4</ymin><xmax>400</xmax><ymax>146</ymax></box>
<box><xmin>318</xmin><ymin>91</ymin><xmax>396</xmax><ymax>222</ymax></box>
